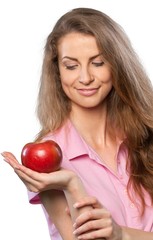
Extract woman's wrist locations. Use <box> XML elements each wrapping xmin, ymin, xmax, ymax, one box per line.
<box><xmin>64</xmin><ymin>174</ymin><xmax>92</xmax><ymax>224</ymax></box>
<box><xmin>66</xmin><ymin>174</ymin><xmax>87</xmax><ymax>199</ymax></box>
<box><xmin>121</xmin><ymin>227</ymin><xmax>132</xmax><ymax>240</ymax></box>
<box><xmin>121</xmin><ymin>226</ymin><xmax>153</xmax><ymax>240</ymax></box>
<box><xmin>64</xmin><ymin>172</ymin><xmax>90</xmax><ymax>206</ymax></box>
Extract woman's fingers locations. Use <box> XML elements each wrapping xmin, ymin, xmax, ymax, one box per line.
<box><xmin>1</xmin><ymin>151</ymin><xmax>49</xmax><ymax>191</ymax></box>
<box><xmin>73</xmin><ymin>196</ymin><xmax>102</xmax><ymax>209</ymax></box>
<box><xmin>65</xmin><ymin>206</ymin><xmax>71</xmax><ymax>216</ymax></box>
<box><xmin>1</xmin><ymin>151</ymin><xmax>20</xmax><ymax>168</ymax></box>
<box><xmin>74</xmin><ymin>227</ymin><xmax>112</xmax><ymax>239</ymax></box>
<box><xmin>15</xmin><ymin>164</ymin><xmax>44</xmax><ymax>180</ymax></box>
<box><xmin>1</xmin><ymin>151</ymin><xmax>40</xmax><ymax>192</ymax></box>
<box><xmin>14</xmin><ymin>167</ymin><xmax>70</xmax><ymax>192</ymax></box>
<box><xmin>1</xmin><ymin>151</ymin><xmax>17</xmax><ymax>161</ymax></box>
<box><xmin>15</xmin><ymin>171</ymin><xmax>40</xmax><ymax>192</ymax></box>
<box><xmin>74</xmin><ymin>217</ymin><xmax>112</xmax><ymax>234</ymax></box>
<box><xmin>1</xmin><ymin>151</ymin><xmax>18</xmax><ymax>162</ymax></box>
<box><xmin>74</xmin><ymin>208</ymin><xmax>111</xmax><ymax>228</ymax></box>
<box><xmin>2</xmin><ymin>151</ymin><xmax>78</xmax><ymax>192</ymax></box>
<box><xmin>14</xmin><ymin>168</ymin><xmax>42</xmax><ymax>190</ymax></box>
<box><xmin>73</xmin><ymin>209</ymin><xmax>115</xmax><ymax>239</ymax></box>
<box><xmin>73</xmin><ymin>205</ymin><xmax>122</xmax><ymax>240</ymax></box>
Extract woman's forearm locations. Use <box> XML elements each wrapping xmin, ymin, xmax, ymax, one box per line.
<box><xmin>39</xmin><ymin>189</ymin><xmax>76</xmax><ymax>240</ymax></box>
<box><xmin>64</xmin><ymin>175</ymin><xmax>92</xmax><ymax>223</ymax></box>
<box><xmin>122</xmin><ymin>226</ymin><xmax>153</xmax><ymax>240</ymax></box>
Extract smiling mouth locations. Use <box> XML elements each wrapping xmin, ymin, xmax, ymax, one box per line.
<box><xmin>76</xmin><ymin>88</ymin><xmax>99</xmax><ymax>96</ymax></box>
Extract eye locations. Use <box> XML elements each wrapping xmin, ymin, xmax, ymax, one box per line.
<box><xmin>65</xmin><ymin>65</ymin><xmax>78</xmax><ymax>70</ymax></box>
<box><xmin>92</xmin><ymin>61</ymin><xmax>104</xmax><ymax>67</ymax></box>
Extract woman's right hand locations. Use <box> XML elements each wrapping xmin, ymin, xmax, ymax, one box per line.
<box><xmin>72</xmin><ymin>196</ymin><xmax>122</xmax><ymax>240</ymax></box>
<box><xmin>1</xmin><ymin>151</ymin><xmax>78</xmax><ymax>193</ymax></box>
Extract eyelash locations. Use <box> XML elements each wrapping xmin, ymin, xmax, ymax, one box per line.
<box><xmin>65</xmin><ymin>61</ymin><xmax>105</xmax><ymax>70</ymax></box>
<box><xmin>92</xmin><ymin>61</ymin><xmax>104</xmax><ymax>67</ymax></box>
<box><xmin>65</xmin><ymin>65</ymin><xmax>78</xmax><ymax>70</ymax></box>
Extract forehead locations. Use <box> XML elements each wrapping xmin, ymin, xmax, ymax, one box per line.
<box><xmin>57</xmin><ymin>32</ymin><xmax>100</xmax><ymax>58</ymax></box>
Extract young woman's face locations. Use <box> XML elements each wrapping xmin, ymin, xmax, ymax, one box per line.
<box><xmin>58</xmin><ymin>32</ymin><xmax>113</xmax><ymax>109</ymax></box>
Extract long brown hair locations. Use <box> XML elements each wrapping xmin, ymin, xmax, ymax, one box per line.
<box><xmin>36</xmin><ymin>8</ymin><xmax>153</xmax><ymax>214</ymax></box>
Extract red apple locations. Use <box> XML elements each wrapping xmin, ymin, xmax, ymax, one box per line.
<box><xmin>21</xmin><ymin>140</ymin><xmax>62</xmax><ymax>173</ymax></box>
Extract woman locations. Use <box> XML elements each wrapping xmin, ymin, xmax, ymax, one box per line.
<box><xmin>2</xmin><ymin>7</ymin><xmax>153</xmax><ymax>240</ymax></box>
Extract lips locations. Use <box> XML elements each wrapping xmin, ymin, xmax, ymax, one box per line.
<box><xmin>76</xmin><ymin>87</ymin><xmax>99</xmax><ymax>96</ymax></box>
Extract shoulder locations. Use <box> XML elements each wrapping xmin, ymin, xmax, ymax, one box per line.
<box><xmin>42</xmin><ymin>120</ymin><xmax>87</xmax><ymax>163</ymax></box>
<box><xmin>42</xmin><ymin>120</ymin><xmax>77</xmax><ymax>151</ymax></box>
<box><xmin>42</xmin><ymin>120</ymin><xmax>71</xmax><ymax>141</ymax></box>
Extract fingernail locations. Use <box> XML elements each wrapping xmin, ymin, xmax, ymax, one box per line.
<box><xmin>73</xmin><ymin>222</ymin><xmax>76</xmax><ymax>228</ymax></box>
<box><xmin>77</xmin><ymin>236</ymin><xmax>82</xmax><ymax>239</ymax></box>
<box><xmin>73</xmin><ymin>230</ymin><xmax>77</xmax><ymax>235</ymax></box>
<box><xmin>73</xmin><ymin>203</ymin><xmax>79</xmax><ymax>208</ymax></box>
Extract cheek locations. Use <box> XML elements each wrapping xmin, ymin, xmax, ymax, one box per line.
<box><xmin>60</xmin><ymin>71</ymin><xmax>76</xmax><ymax>88</ymax></box>
<box><xmin>98</xmin><ymin>65</ymin><xmax>112</xmax><ymax>82</ymax></box>
<box><xmin>60</xmin><ymin>79</ymin><xmax>71</xmax><ymax>96</ymax></box>
<box><xmin>60</xmin><ymin>78</ymin><xmax>70</xmax><ymax>88</ymax></box>
<box><xmin>106</xmin><ymin>80</ymin><xmax>113</xmax><ymax>92</ymax></box>
<box><xmin>101</xmin><ymin>71</ymin><xmax>112</xmax><ymax>83</ymax></box>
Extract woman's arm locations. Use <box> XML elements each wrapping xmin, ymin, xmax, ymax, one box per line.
<box><xmin>73</xmin><ymin>196</ymin><xmax>153</xmax><ymax>240</ymax></box>
<box><xmin>5</xmin><ymin>151</ymin><xmax>152</xmax><ymax>240</ymax></box>
<box><xmin>39</xmin><ymin>186</ymin><xmax>92</xmax><ymax>240</ymax></box>
<box><xmin>39</xmin><ymin>190</ymin><xmax>75</xmax><ymax>240</ymax></box>
<box><xmin>39</xmin><ymin>176</ymin><xmax>93</xmax><ymax>240</ymax></box>
<box><xmin>1</xmin><ymin>152</ymin><xmax>124</xmax><ymax>239</ymax></box>
<box><xmin>122</xmin><ymin>227</ymin><xmax>153</xmax><ymax>240</ymax></box>
<box><xmin>2</xmin><ymin>152</ymin><xmax>92</xmax><ymax>239</ymax></box>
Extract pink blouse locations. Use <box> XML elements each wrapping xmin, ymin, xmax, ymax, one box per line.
<box><xmin>28</xmin><ymin>120</ymin><xmax>153</xmax><ymax>239</ymax></box>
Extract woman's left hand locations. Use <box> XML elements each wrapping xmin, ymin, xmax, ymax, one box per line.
<box><xmin>73</xmin><ymin>196</ymin><xmax>122</xmax><ymax>240</ymax></box>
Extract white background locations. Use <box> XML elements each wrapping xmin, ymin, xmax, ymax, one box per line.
<box><xmin>0</xmin><ymin>0</ymin><xmax>152</xmax><ymax>239</ymax></box>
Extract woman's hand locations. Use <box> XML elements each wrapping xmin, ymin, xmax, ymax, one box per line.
<box><xmin>73</xmin><ymin>196</ymin><xmax>122</xmax><ymax>240</ymax></box>
<box><xmin>1</xmin><ymin>151</ymin><xmax>77</xmax><ymax>193</ymax></box>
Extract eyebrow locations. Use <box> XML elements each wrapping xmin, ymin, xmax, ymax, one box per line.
<box><xmin>61</xmin><ymin>53</ymin><xmax>103</xmax><ymax>61</ymax></box>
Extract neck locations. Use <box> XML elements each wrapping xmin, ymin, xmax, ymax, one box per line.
<box><xmin>70</xmin><ymin>104</ymin><xmax>122</xmax><ymax>173</ymax></box>
<box><xmin>70</xmin><ymin>103</ymin><xmax>110</xmax><ymax>146</ymax></box>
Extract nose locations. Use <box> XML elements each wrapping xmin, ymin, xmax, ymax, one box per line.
<box><xmin>79</xmin><ymin>67</ymin><xmax>94</xmax><ymax>85</ymax></box>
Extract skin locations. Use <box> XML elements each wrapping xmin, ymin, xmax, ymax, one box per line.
<box><xmin>58</xmin><ymin>32</ymin><xmax>113</xmax><ymax>110</ymax></box>
<box><xmin>2</xmin><ymin>33</ymin><xmax>153</xmax><ymax>239</ymax></box>
<box><xmin>73</xmin><ymin>196</ymin><xmax>122</xmax><ymax>240</ymax></box>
